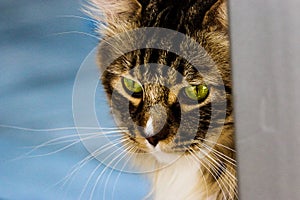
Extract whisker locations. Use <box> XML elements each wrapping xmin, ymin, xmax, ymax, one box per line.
<box><xmin>196</xmin><ymin>137</ymin><xmax>236</xmax><ymax>152</ymax></box>
<box><xmin>79</xmin><ymin>137</ymin><xmax>130</xmax><ymax>199</ymax></box>
<box><xmin>16</xmin><ymin>132</ymin><xmax>119</xmax><ymax>158</ymax></box>
<box><xmin>188</xmin><ymin>149</ymin><xmax>227</xmax><ymax>200</ymax></box>
<box><xmin>30</xmin><ymin>138</ymin><xmax>122</xmax><ymax>199</ymax></box>
<box><xmin>56</xmin><ymin>14</ymin><xmax>99</xmax><ymax>24</ymax></box>
<box><xmin>191</xmin><ymin>141</ymin><xmax>237</xmax><ymax>193</ymax></box>
<box><xmin>103</xmin><ymin>145</ymin><xmax>136</xmax><ymax>200</ymax></box>
<box><xmin>108</xmin><ymin>146</ymin><xmax>138</xmax><ymax>200</ymax></box>
<box><xmin>88</xmin><ymin>141</ymin><xmax>133</xmax><ymax>200</ymax></box>
<box><xmin>194</xmin><ymin>146</ymin><xmax>236</xmax><ymax>194</ymax></box>
<box><xmin>20</xmin><ymin>131</ymin><xmax>118</xmax><ymax>150</ymax></box>
<box><xmin>14</xmin><ymin>129</ymin><xmax>126</xmax><ymax>159</ymax></box>
<box><xmin>0</xmin><ymin>124</ymin><xmax>127</xmax><ymax>132</ymax></box>
<box><xmin>143</xmin><ymin>177</ymin><xmax>155</xmax><ymax>200</ymax></box>
<box><xmin>19</xmin><ymin>132</ymin><xmax>123</xmax><ymax>159</ymax></box>
<box><xmin>203</xmin><ymin>160</ymin><xmax>232</xmax><ymax>198</ymax></box>
<box><xmin>43</xmin><ymin>133</ymin><xmax>122</xmax><ymax>147</ymax></box>
<box><xmin>55</xmin><ymin>154</ymin><xmax>95</xmax><ymax>190</ymax></box>
<box><xmin>199</xmin><ymin>147</ymin><xmax>238</xmax><ymax>199</ymax></box>
<box><xmin>201</xmin><ymin>143</ymin><xmax>236</xmax><ymax>166</ymax></box>
<box><xmin>100</xmin><ymin>37</ymin><xmax>125</xmax><ymax>55</ymax></box>
<box><xmin>184</xmin><ymin>154</ymin><xmax>210</xmax><ymax>200</ymax></box>
<box><xmin>197</xmin><ymin>145</ymin><xmax>237</xmax><ymax>182</ymax></box>
<box><xmin>49</xmin><ymin>31</ymin><xmax>100</xmax><ymax>40</ymax></box>
<box><xmin>58</xmin><ymin>137</ymin><xmax>127</xmax><ymax>191</ymax></box>
<box><xmin>199</xmin><ymin>156</ymin><xmax>235</xmax><ymax>200</ymax></box>
<box><xmin>25</xmin><ymin>141</ymin><xmax>82</xmax><ymax>158</ymax></box>
<box><xmin>197</xmin><ymin>149</ymin><xmax>237</xmax><ymax>200</ymax></box>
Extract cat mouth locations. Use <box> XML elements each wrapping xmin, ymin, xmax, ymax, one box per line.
<box><xmin>145</xmin><ymin>136</ymin><xmax>159</xmax><ymax>147</ymax></box>
<box><xmin>144</xmin><ymin>140</ymin><xmax>182</xmax><ymax>164</ymax></box>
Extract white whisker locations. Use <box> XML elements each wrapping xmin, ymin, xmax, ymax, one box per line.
<box><xmin>0</xmin><ymin>124</ymin><xmax>127</xmax><ymax>132</ymax></box>
<box><xmin>202</xmin><ymin>151</ymin><xmax>237</xmax><ymax>199</ymax></box>
<box><xmin>194</xmin><ymin>146</ymin><xmax>236</xmax><ymax>199</ymax></box>
<box><xmin>197</xmin><ymin>145</ymin><xmax>237</xmax><ymax>182</ymax></box>
<box><xmin>79</xmin><ymin>137</ymin><xmax>130</xmax><ymax>199</ymax></box>
<box><xmin>188</xmin><ymin>149</ymin><xmax>227</xmax><ymax>200</ymax></box>
<box><xmin>199</xmin><ymin>138</ymin><xmax>236</xmax><ymax>153</ymax></box>
<box><xmin>184</xmin><ymin>154</ymin><xmax>210</xmax><ymax>200</ymax></box>
<box><xmin>57</xmin><ymin>14</ymin><xmax>99</xmax><ymax>24</ymax></box>
<box><xmin>19</xmin><ymin>133</ymin><xmax>121</xmax><ymax>159</ymax></box>
<box><xmin>89</xmin><ymin>140</ymin><xmax>133</xmax><ymax>200</ymax></box>
<box><xmin>49</xmin><ymin>31</ymin><xmax>100</xmax><ymax>40</ymax></box>
<box><xmin>100</xmin><ymin>37</ymin><xmax>125</xmax><ymax>55</ymax></box>
<box><xmin>107</xmin><ymin>146</ymin><xmax>137</xmax><ymax>200</ymax></box>
<box><xmin>58</xmin><ymin>137</ymin><xmax>127</xmax><ymax>191</ymax></box>
<box><xmin>202</xmin><ymin>143</ymin><xmax>236</xmax><ymax>166</ymax></box>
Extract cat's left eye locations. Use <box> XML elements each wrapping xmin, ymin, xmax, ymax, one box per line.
<box><xmin>184</xmin><ymin>84</ymin><xmax>209</xmax><ymax>102</ymax></box>
<box><xmin>122</xmin><ymin>77</ymin><xmax>143</xmax><ymax>94</ymax></box>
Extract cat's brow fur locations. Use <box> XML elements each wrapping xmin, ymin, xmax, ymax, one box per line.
<box><xmin>86</xmin><ymin>0</ymin><xmax>237</xmax><ymax>199</ymax></box>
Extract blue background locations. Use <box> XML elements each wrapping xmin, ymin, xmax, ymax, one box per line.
<box><xmin>0</xmin><ymin>0</ymin><xmax>149</xmax><ymax>199</ymax></box>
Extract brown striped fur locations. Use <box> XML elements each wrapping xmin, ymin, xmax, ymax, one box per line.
<box><xmin>86</xmin><ymin>0</ymin><xmax>237</xmax><ymax>199</ymax></box>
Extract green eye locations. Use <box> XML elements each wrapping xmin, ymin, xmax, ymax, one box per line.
<box><xmin>123</xmin><ymin>77</ymin><xmax>143</xmax><ymax>93</ymax></box>
<box><xmin>184</xmin><ymin>84</ymin><xmax>209</xmax><ymax>101</ymax></box>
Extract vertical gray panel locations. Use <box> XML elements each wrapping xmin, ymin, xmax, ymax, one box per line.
<box><xmin>229</xmin><ymin>0</ymin><xmax>300</xmax><ymax>199</ymax></box>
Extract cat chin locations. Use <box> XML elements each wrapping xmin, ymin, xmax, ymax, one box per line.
<box><xmin>145</xmin><ymin>141</ymin><xmax>182</xmax><ymax>164</ymax></box>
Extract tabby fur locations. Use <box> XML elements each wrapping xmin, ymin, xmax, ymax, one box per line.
<box><xmin>86</xmin><ymin>0</ymin><xmax>237</xmax><ymax>199</ymax></box>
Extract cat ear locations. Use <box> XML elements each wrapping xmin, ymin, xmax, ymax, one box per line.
<box><xmin>202</xmin><ymin>0</ymin><xmax>228</xmax><ymax>31</ymax></box>
<box><xmin>85</xmin><ymin>0</ymin><xmax>142</xmax><ymax>23</ymax></box>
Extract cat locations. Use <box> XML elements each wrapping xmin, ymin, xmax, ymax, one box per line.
<box><xmin>85</xmin><ymin>0</ymin><xmax>237</xmax><ymax>199</ymax></box>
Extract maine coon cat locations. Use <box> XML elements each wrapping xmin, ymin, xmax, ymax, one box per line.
<box><xmin>86</xmin><ymin>0</ymin><xmax>237</xmax><ymax>199</ymax></box>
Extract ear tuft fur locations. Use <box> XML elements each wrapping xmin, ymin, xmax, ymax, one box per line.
<box><xmin>84</xmin><ymin>0</ymin><xmax>141</xmax><ymax>23</ymax></box>
<box><xmin>202</xmin><ymin>0</ymin><xmax>228</xmax><ymax>31</ymax></box>
<box><xmin>84</xmin><ymin>0</ymin><xmax>141</xmax><ymax>35</ymax></box>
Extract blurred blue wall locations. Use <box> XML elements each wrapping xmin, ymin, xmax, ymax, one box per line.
<box><xmin>0</xmin><ymin>1</ymin><xmax>148</xmax><ymax>199</ymax></box>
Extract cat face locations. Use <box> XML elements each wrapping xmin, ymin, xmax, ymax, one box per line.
<box><xmin>88</xmin><ymin>1</ymin><xmax>237</xmax><ymax>198</ymax></box>
<box><xmin>99</xmin><ymin>37</ymin><xmax>231</xmax><ymax>159</ymax></box>
<box><xmin>91</xmin><ymin>0</ymin><xmax>234</xmax><ymax>161</ymax></box>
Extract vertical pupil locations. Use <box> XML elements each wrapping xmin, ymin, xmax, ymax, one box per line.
<box><xmin>195</xmin><ymin>86</ymin><xmax>199</xmax><ymax>96</ymax></box>
<box><xmin>194</xmin><ymin>85</ymin><xmax>207</xmax><ymax>99</ymax></box>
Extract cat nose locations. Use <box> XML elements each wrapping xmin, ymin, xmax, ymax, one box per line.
<box><xmin>143</xmin><ymin>104</ymin><xmax>167</xmax><ymax>147</ymax></box>
<box><xmin>146</xmin><ymin>136</ymin><xmax>159</xmax><ymax>147</ymax></box>
<box><xmin>144</xmin><ymin>104</ymin><xmax>167</xmax><ymax>137</ymax></box>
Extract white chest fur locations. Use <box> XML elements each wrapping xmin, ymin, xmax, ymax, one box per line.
<box><xmin>147</xmin><ymin>154</ymin><xmax>215</xmax><ymax>200</ymax></box>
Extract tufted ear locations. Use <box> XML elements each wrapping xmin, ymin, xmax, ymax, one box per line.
<box><xmin>202</xmin><ymin>0</ymin><xmax>228</xmax><ymax>31</ymax></box>
<box><xmin>85</xmin><ymin>0</ymin><xmax>142</xmax><ymax>23</ymax></box>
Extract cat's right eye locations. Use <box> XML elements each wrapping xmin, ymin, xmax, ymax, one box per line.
<box><xmin>122</xmin><ymin>77</ymin><xmax>143</xmax><ymax>94</ymax></box>
<box><xmin>184</xmin><ymin>84</ymin><xmax>209</xmax><ymax>102</ymax></box>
